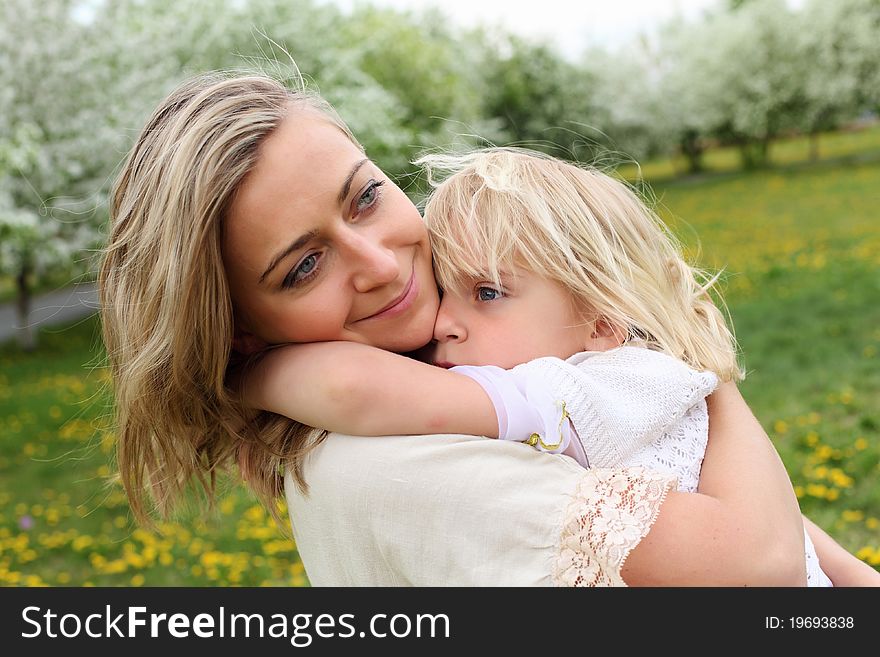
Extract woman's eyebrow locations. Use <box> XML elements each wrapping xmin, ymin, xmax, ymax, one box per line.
<box><xmin>259</xmin><ymin>230</ymin><xmax>318</xmax><ymax>284</ymax></box>
<box><xmin>337</xmin><ymin>158</ymin><xmax>370</xmax><ymax>204</ymax></box>
<box><xmin>258</xmin><ymin>159</ymin><xmax>371</xmax><ymax>285</ymax></box>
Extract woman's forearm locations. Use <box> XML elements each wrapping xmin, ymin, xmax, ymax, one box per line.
<box><xmin>623</xmin><ymin>382</ymin><xmax>807</xmax><ymax>586</ymax></box>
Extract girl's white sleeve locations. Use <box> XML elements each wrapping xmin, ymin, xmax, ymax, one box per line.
<box><xmin>510</xmin><ymin>347</ymin><xmax>718</xmax><ymax>469</ymax></box>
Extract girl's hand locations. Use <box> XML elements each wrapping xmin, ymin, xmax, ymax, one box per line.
<box><xmin>803</xmin><ymin>515</ymin><xmax>880</xmax><ymax>586</ymax></box>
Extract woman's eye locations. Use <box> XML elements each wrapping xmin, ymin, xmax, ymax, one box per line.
<box><xmin>477</xmin><ymin>286</ymin><xmax>503</xmax><ymax>302</ymax></box>
<box><xmin>283</xmin><ymin>253</ymin><xmax>320</xmax><ymax>289</ymax></box>
<box><xmin>355</xmin><ymin>180</ymin><xmax>384</xmax><ymax>213</ymax></box>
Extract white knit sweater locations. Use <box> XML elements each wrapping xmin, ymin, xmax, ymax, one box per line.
<box><xmin>509</xmin><ymin>345</ymin><xmax>717</xmax><ymax>492</ymax></box>
<box><xmin>507</xmin><ymin>345</ymin><xmax>832</xmax><ymax>587</ymax></box>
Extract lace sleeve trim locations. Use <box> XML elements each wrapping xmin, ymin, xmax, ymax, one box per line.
<box><xmin>553</xmin><ymin>467</ymin><xmax>676</xmax><ymax>587</ymax></box>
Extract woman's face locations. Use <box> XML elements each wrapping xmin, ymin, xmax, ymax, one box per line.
<box><xmin>222</xmin><ymin>109</ymin><xmax>439</xmax><ymax>353</ymax></box>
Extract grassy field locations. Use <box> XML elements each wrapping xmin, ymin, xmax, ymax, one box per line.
<box><xmin>0</xmin><ymin>320</ymin><xmax>305</xmax><ymax>587</ymax></box>
<box><xmin>1</xmin><ymin>126</ymin><xmax>878</xmax><ymax>586</ymax></box>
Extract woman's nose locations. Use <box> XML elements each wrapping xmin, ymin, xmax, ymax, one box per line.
<box><xmin>433</xmin><ymin>296</ymin><xmax>467</xmax><ymax>343</ymax></box>
<box><xmin>348</xmin><ymin>234</ymin><xmax>400</xmax><ymax>293</ymax></box>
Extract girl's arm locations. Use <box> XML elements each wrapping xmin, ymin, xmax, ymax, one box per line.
<box><xmin>622</xmin><ymin>382</ymin><xmax>808</xmax><ymax>586</ymax></box>
<box><xmin>242</xmin><ymin>341</ymin><xmax>499</xmax><ymax>437</ymax></box>
<box><xmin>803</xmin><ymin>515</ymin><xmax>880</xmax><ymax>586</ymax></box>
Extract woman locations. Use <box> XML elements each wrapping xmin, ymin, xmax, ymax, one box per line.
<box><xmin>99</xmin><ymin>71</ymin><xmax>877</xmax><ymax>586</ymax></box>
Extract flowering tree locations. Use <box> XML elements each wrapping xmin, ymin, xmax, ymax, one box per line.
<box><xmin>796</xmin><ymin>0</ymin><xmax>880</xmax><ymax>159</ymax></box>
<box><xmin>581</xmin><ymin>42</ymin><xmax>678</xmax><ymax>167</ymax></box>
<box><xmin>0</xmin><ymin>0</ymin><xmax>169</xmax><ymax>349</ymax></box>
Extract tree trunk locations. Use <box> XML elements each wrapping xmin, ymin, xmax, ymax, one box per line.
<box><xmin>681</xmin><ymin>131</ymin><xmax>704</xmax><ymax>174</ymax></box>
<box><xmin>739</xmin><ymin>138</ymin><xmax>771</xmax><ymax>170</ymax></box>
<box><xmin>15</xmin><ymin>262</ymin><xmax>35</xmax><ymax>351</ymax></box>
<box><xmin>809</xmin><ymin>131</ymin><xmax>820</xmax><ymax>162</ymax></box>
<box><xmin>738</xmin><ymin>141</ymin><xmax>755</xmax><ymax>170</ymax></box>
<box><xmin>758</xmin><ymin>138</ymin><xmax>770</xmax><ymax>167</ymax></box>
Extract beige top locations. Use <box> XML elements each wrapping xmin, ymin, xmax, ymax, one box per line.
<box><xmin>285</xmin><ymin>433</ymin><xmax>676</xmax><ymax>586</ymax></box>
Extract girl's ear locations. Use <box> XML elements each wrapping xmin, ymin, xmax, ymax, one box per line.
<box><xmin>232</xmin><ymin>328</ymin><xmax>268</xmax><ymax>355</ymax></box>
<box><xmin>584</xmin><ymin>317</ymin><xmax>627</xmax><ymax>352</ymax></box>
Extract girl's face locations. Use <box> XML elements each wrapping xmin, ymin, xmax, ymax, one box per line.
<box><xmin>431</xmin><ymin>267</ymin><xmax>593</xmax><ymax>370</ymax></box>
<box><xmin>222</xmin><ymin>110</ymin><xmax>439</xmax><ymax>354</ymax></box>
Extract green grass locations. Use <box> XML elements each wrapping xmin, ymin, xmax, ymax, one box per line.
<box><xmin>0</xmin><ymin>317</ymin><xmax>305</xmax><ymax>586</ymax></box>
<box><xmin>2</xmin><ymin>125</ymin><xmax>879</xmax><ymax>586</ymax></box>
<box><xmin>646</xmin><ymin>146</ymin><xmax>880</xmax><ymax>560</ymax></box>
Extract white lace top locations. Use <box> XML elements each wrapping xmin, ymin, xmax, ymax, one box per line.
<box><xmin>512</xmin><ymin>345</ymin><xmax>832</xmax><ymax>587</ymax></box>
<box><xmin>285</xmin><ymin>432</ymin><xmax>676</xmax><ymax>586</ymax></box>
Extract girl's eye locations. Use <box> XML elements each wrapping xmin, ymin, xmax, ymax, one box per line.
<box><xmin>476</xmin><ymin>286</ymin><xmax>503</xmax><ymax>302</ymax></box>
<box><xmin>282</xmin><ymin>252</ymin><xmax>321</xmax><ymax>289</ymax></box>
<box><xmin>355</xmin><ymin>179</ymin><xmax>385</xmax><ymax>214</ymax></box>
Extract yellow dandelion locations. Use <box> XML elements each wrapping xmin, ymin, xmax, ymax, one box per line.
<box><xmin>72</xmin><ymin>535</ymin><xmax>93</xmax><ymax>551</ymax></box>
<box><xmin>243</xmin><ymin>505</ymin><xmax>266</xmax><ymax>523</ymax></box>
<box><xmin>841</xmin><ymin>510</ymin><xmax>864</xmax><ymax>523</ymax></box>
<box><xmin>829</xmin><ymin>468</ymin><xmax>853</xmax><ymax>488</ymax></box>
<box><xmin>24</xmin><ymin>574</ymin><xmax>46</xmax><ymax>587</ymax></box>
<box><xmin>806</xmin><ymin>483</ymin><xmax>828</xmax><ymax>498</ymax></box>
<box><xmin>773</xmin><ymin>420</ymin><xmax>789</xmax><ymax>434</ymax></box>
<box><xmin>856</xmin><ymin>546</ymin><xmax>874</xmax><ymax>561</ymax></box>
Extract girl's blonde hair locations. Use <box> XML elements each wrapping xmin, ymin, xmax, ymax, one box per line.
<box><xmin>418</xmin><ymin>147</ymin><xmax>743</xmax><ymax>381</ymax></box>
<box><xmin>99</xmin><ymin>72</ymin><xmax>360</xmax><ymax>524</ymax></box>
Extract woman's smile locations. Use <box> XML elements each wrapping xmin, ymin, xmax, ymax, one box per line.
<box><xmin>357</xmin><ymin>267</ymin><xmax>418</xmax><ymax>323</ymax></box>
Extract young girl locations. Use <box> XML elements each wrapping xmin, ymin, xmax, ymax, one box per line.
<box><xmin>240</xmin><ymin>147</ymin><xmax>830</xmax><ymax>586</ymax></box>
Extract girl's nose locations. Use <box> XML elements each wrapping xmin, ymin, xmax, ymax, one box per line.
<box><xmin>433</xmin><ymin>295</ymin><xmax>467</xmax><ymax>343</ymax></box>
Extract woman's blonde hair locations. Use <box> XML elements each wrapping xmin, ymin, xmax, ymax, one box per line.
<box><xmin>418</xmin><ymin>147</ymin><xmax>743</xmax><ymax>381</ymax></box>
<box><xmin>99</xmin><ymin>72</ymin><xmax>360</xmax><ymax>524</ymax></box>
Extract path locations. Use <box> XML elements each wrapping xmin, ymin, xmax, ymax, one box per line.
<box><xmin>0</xmin><ymin>283</ymin><xmax>99</xmax><ymax>344</ymax></box>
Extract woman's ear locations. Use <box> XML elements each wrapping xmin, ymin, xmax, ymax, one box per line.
<box><xmin>232</xmin><ymin>328</ymin><xmax>268</xmax><ymax>355</ymax></box>
<box><xmin>584</xmin><ymin>317</ymin><xmax>627</xmax><ymax>352</ymax></box>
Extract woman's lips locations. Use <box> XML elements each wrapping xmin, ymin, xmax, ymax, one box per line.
<box><xmin>361</xmin><ymin>270</ymin><xmax>418</xmax><ymax>321</ymax></box>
